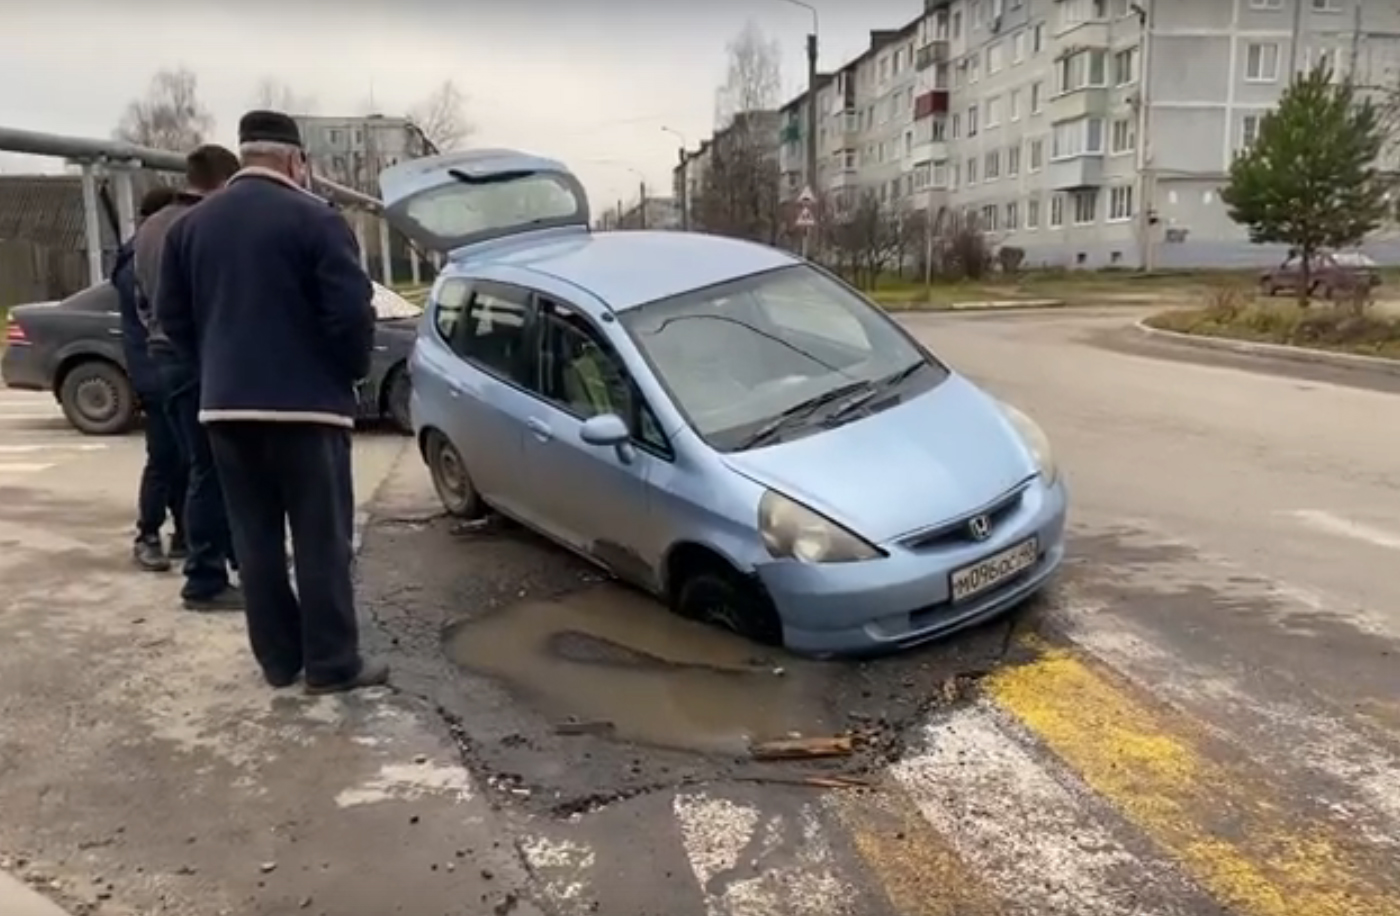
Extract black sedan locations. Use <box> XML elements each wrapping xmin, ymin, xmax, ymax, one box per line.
<box><xmin>1</xmin><ymin>281</ymin><xmax>420</xmax><ymax>435</ymax></box>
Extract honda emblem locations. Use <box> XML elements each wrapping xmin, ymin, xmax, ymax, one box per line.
<box><xmin>967</xmin><ymin>514</ymin><xmax>992</xmax><ymax>541</ymax></box>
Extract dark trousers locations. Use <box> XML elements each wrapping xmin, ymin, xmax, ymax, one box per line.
<box><xmin>135</xmin><ymin>385</ymin><xmax>187</xmax><ymax>544</ymax></box>
<box><xmin>154</xmin><ymin>351</ymin><xmax>234</xmax><ymax>600</ymax></box>
<box><xmin>206</xmin><ymin>421</ymin><xmax>360</xmax><ymax>685</ymax></box>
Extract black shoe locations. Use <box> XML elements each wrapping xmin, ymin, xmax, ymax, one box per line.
<box><xmin>168</xmin><ymin>535</ymin><xmax>188</xmax><ymax>561</ymax></box>
<box><xmin>305</xmin><ymin>658</ymin><xmax>390</xmax><ymax>695</ymax></box>
<box><xmin>182</xmin><ymin>584</ymin><xmax>244</xmax><ymax>612</ymax></box>
<box><xmin>133</xmin><ymin>539</ymin><xmax>171</xmax><ymax>572</ymax></box>
<box><xmin>264</xmin><ymin>668</ymin><xmax>302</xmax><ymax>689</ymax></box>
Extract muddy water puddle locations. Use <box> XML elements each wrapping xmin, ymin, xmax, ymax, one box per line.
<box><xmin>444</xmin><ymin>583</ymin><xmax>836</xmax><ymax>755</ymax></box>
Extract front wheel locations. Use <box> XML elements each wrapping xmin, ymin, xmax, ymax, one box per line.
<box><xmin>423</xmin><ymin>429</ymin><xmax>485</xmax><ymax>519</ymax></box>
<box><xmin>58</xmin><ymin>360</ymin><xmax>136</xmax><ymax>436</ymax></box>
<box><xmin>676</xmin><ymin>566</ymin><xmax>783</xmax><ymax>647</ymax></box>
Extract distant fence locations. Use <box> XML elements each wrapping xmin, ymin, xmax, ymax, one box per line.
<box><xmin>0</xmin><ymin>239</ymin><xmax>88</xmax><ymax>307</ymax></box>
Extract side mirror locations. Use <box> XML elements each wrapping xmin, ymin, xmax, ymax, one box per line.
<box><xmin>579</xmin><ymin>413</ymin><xmax>630</xmax><ymax>447</ymax></box>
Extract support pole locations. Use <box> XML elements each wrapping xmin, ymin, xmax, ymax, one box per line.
<box><xmin>378</xmin><ymin>217</ymin><xmax>393</xmax><ymax>286</ymax></box>
<box><xmin>355</xmin><ymin>213</ymin><xmax>370</xmax><ymax>272</ymax></box>
<box><xmin>806</xmin><ymin>32</ymin><xmax>819</xmax><ymax>198</ymax></box>
<box><xmin>80</xmin><ymin>163</ymin><xmax>103</xmax><ymax>284</ymax></box>
<box><xmin>410</xmin><ymin>245</ymin><xmax>422</xmax><ymax>285</ymax></box>
<box><xmin>113</xmin><ymin>166</ymin><xmax>136</xmax><ymax>242</ymax></box>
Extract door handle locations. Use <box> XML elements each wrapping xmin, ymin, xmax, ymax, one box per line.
<box><xmin>448</xmin><ymin>382</ymin><xmax>464</xmax><ymax>398</ymax></box>
<box><xmin>526</xmin><ymin>418</ymin><xmax>552</xmax><ymax>441</ymax></box>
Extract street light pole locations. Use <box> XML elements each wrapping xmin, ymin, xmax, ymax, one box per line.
<box><xmin>662</xmin><ymin>126</ymin><xmax>690</xmax><ymax>230</ymax></box>
<box><xmin>777</xmin><ymin>0</ymin><xmax>820</xmax><ymax>196</ymax></box>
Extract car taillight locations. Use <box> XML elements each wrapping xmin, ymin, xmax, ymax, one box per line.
<box><xmin>4</xmin><ymin>317</ymin><xmax>27</xmax><ymax>345</ymax></box>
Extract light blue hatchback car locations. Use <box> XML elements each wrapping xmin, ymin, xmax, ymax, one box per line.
<box><xmin>383</xmin><ymin>150</ymin><xmax>1067</xmax><ymax>657</ymax></box>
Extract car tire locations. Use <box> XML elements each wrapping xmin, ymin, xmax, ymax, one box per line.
<box><xmin>382</xmin><ymin>364</ymin><xmax>412</xmax><ymax>435</ymax></box>
<box><xmin>424</xmin><ymin>428</ymin><xmax>485</xmax><ymax>519</ymax></box>
<box><xmin>676</xmin><ymin>565</ymin><xmax>783</xmax><ymax>647</ymax></box>
<box><xmin>58</xmin><ymin>359</ymin><xmax>136</xmax><ymax>436</ymax></box>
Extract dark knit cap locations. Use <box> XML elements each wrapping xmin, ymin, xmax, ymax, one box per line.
<box><xmin>238</xmin><ymin>110</ymin><xmax>303</xmax><ymax>148</ymax></box>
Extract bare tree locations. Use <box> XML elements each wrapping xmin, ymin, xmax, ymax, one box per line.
<box><xmin>114</xmin><ymin>68</ymin><xmax>215</xmax><ymax>152</ymax></box>
<box><xmin>250</xmin><ymin>76</ymin><xmax>317</xmax><ymax>114</ymax></box>
<box><xmin>410</xmin><ymin>80</ymin><xmax>474</xmax><ymax>151</ymax></box>
<box><xmin>823</xmin><ymin>192</ymin><xmax>905</xmax><ymax>287</ymax></box>
<box><xmin>714</xmin><ymin>21</ymin><xmax>783</xmax><ymax>130</ymax></box>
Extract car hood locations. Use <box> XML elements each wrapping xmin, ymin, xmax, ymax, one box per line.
<box><xmin>721</xmin><ymin>374</ymin><xmax>1037</xmax><ymax>544</ymax></box>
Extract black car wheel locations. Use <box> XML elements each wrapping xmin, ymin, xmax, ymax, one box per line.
<box><xmin>58</xmin><ymin>359</ymin><xmax>136</xmax><ymax>436</ymax></box>
<box><xmin>676</xmin><ymin>564</ymin><xmax>783</xmax><ymax>647</ymax></box>
<box><xmin>424</xmin><ymin>429</ymin><xmax>484</xmax><ymax>519</ymax></box>
<box><xmin>383</xmin><ymin>365</ymin><xmax>413</xmax><ymax>435</ymax></box>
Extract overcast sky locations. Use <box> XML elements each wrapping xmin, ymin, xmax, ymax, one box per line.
<box><xmin>1</xmin><ymin>0</ymin><xmax>920</xmax><ymax>210</ymax></box>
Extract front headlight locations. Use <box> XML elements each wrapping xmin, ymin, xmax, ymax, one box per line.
<box><xmin>1000</xmin><ymin>401</ymin><xmax>1058</xmax><ymax>485</ymax></box>
<box><xmin>758</xmin><ymin>491</ymin><xmax>883</xmax><ymax>563</ymax></box>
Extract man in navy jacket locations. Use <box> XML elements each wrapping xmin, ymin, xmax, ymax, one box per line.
<box><xmin>116</xmin><ymin>185</ymin><xmax>185</xmax><ymax>570</ymax></box>
<box><xmin>155</xmin><ymin>110</ymin><xmax>386</xmax><ymax>694</ymax></box>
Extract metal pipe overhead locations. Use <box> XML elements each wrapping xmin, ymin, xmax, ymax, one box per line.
<box><xmin>0</xmin><ymin>125</ymin><xmax>382</xmax><ymax>210</ymax></box>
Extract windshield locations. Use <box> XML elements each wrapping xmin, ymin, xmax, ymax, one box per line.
<box><xmin>371</xmin><ymin>283</ymin><xmax>423</xmax><ymax>320</ymax></box>
<box><xmin>620</xmin><ymin>265</ymin><xmax>946</xmax><ymax>451</ymax></box>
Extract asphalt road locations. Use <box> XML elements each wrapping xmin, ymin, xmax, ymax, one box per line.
<box><xmin>3</xmin><ymin>307</ymin><xmax>1399</xmax><ymax>916</ymax></box>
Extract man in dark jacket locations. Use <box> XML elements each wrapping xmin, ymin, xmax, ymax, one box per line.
<box><xmin>116</xmin><ymin>185</ymin><xmax>185</xmax><ymax>570</ymax></box>
<box><xmin>155</xmin><ymin>110</ymin><xmax>387</xmax><ymax>694</ymax></box>
<box><xmin>134</xmin><ymin>145</ymin><xmax>242</xmax><ymax>610</ymax></box>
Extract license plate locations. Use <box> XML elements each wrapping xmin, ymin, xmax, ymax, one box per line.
<box><xmin>949</xmin><ymin>537</ymin><xmax>1039</xmax><ymax>602</ymax></box>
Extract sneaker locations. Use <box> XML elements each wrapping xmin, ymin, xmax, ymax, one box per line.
<box><xmin>182</xmin><ymin>584</ymin><xmax>244</xmax><ymax>612</ymax></box>
<box><xmin>133</xmin><ymin>538</ymin><xmax>171</xmax><ymax>572</ymax></box>
<box><xmin>305</xmin><ymin>658</ymin><xmax>390</xmax><ymax>695</ymax></box>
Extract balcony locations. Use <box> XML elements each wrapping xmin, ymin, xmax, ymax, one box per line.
<box><xmin>1054</xmin><ymin>20</ymin><xmax>1110</xmax><ymax>50</ymax></box>
<box><xmin>780</xmin><ymin>123</ymin><xmax>801</xmax><ymax>144</ymax></box>
<box><xmin>908</xmin><ymin>140</ymin><xmax>949</xmax><ymax>165</ymax></box>
<box><xmin>1045</xmin><ymin>155</ymin><xmax>1103</xmax><ymax>190</ymax></box>
<box><xmin>916</xmin><ymin>40</ymin><xmax>950</xmax><ymax>70</ymax></box>
<box><xmin>915</xmin><ymin>90</ymin><xmax>950</xmax><ymax>120</ymax></box>
<box><xmin>1048</xmin><ymin>87</ymin><xmax>1108</xmax><ymax>123</ymax></box>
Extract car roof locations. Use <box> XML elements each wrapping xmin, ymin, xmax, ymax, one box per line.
<box><xmin>459</xmin><ymin>230</ymin><xmax>799</xmax><ymax>311</ymax></box>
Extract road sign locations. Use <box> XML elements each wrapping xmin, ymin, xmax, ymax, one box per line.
<box><xmin>794</xmin><ymin>204</ymin><xmax>816</xmax><ymax>228</ymax></box>
<box><xmin>797</xmin><ymin>186</ymin><xmax>817</xmax><ymax>205</ymax></box>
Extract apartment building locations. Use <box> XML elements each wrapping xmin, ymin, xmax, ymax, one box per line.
<box><xmin>294</xmin><ymin>115</ymin><xmax>435</xmax><ymax>197</ymax></box>
<box><xmin>695</xmin><ymin>0</ymin><xmax>1400</xmax><ymax>268</ymax></box>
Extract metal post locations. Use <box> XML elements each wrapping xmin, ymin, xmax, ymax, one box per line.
<box><xmin>410</xmin><ymin>245</ymin><xmax>422</xmax><ymax>285</ymax></box>
<box><xmin>1287</xmin><ymin>0</ymin><xmax>1304</xmax><ymax>76</ymax></box>
<box><xmin>113</xmin><ymin>166</ymin><xmax>136</xmax><ymax>242</ymax></box>
<box><xmin>678</xmin><ymin>149</ymin><xmax>690</xmax><ymax>231</ymax></box>
<box><xmin>806</xmin><ymin>31</ymin><xmax>819</xmax><ymax>197</ymax></box>
<box><xmin>79</xmin><ymin>163</ymin><xmax>103</xmax><ymax>284</ymax></box>
<box><xmin>639</xmin><ymin>181</ymin><xmax>647</xmax><ymax>229</ymax></box>
<box><xmin>378</xmin><ymin>216</ymin><xmax>393</xmax><ymax>285</ymax></box>
<box><xmin>1136</xmin><ymin>0</ymin><xmax>1156</xmax><ymax>272</ymax></box>
<box><xmin>355</xmin><ymin>213</ymin><xmax>370</xmax><ymax>272</ymax></box>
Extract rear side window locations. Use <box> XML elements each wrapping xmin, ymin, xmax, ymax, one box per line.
<box><xmin>433</xmin><ymin>278</ymin><xmax>472</xmax><ymax>341</ymax></box>
<box><xmin>447</xmin><ymin>281</ymin><xmax>534</xmax><ymax>384</ymax></box>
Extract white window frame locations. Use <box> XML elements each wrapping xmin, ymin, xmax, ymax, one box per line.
<box><xmin>1250</xmin><ymin>0</ymin><xmax>1283</xmax><ymax>8</ymax></box>
<box><xmin>1108</xmin><ymin>185</ymin><xmax>1134</xmax><ymax>222</ymax></box>
<box><xmin>1050</xmin><ymin>193</ymin><xmax>1065</xmax><ymax>227</ymax></box>
<box><xmin>1027</xmin><ymin>196</ymin><xmax>1041</xmax><ymax>230</ymax></box>
<box><xmin>1007</xmin><ymin>144</ymin><xmax>1021</xmax><ymax>175</ymax></box>
<box><xmin>1241</xmin><ymin>113</ymin><xmax>1262</xmax><ymax>149</ymax></box>
<box><xmin>1110</xmin><ymin>117</ymin><xmax>1136</xmax><ymax>154</ymax></box>
<box><xmin>985</xmin><ymin>95</ymin><xmax>1003</xmax><ymax>127</ymax></box>
<box><xmin>1072</xmin><ymin>189</ymin><xmax>1099</xmax><ymax>225</ymax></box>
<box><xmin>985</xmin><ymin>149</ymin><xmax>1001</xmax><ymax>180</ymax></box>
<box><xmin>1245</xmin><ymin>42</ymin><xmax>1281</xmax><ymax>82</ymax></box>
<box><xmin>1029</xmin><ymin>138</ymin><xmax>1044</xmax><ymax>171</ymax></box>
<box><xmin>1010</xmin><ymin>88</ymin><xmax>1022</xmax><ymax>121</ymax></box>
<box><xmin>1005</xmin><ymin>201</ymin><xmax>1019</xmax><ymax>231</ymax></box>
<box><xmin>1113</xmin><ymin>46</ymin><xmax>1139</xmax><ymax>86</ymax></box>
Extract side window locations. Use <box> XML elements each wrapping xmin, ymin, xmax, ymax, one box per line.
<box><xmin>449</xmin><ymin>282</ymin><xmax>533</xmax><ymax>383</ymax></box>
<box><xmin>433</xmin><ymin>278</ymin><xmax>472</xmax><ymax>342</ymax></box>
<box><xmin>537</xmin><ymin>299</ymin><xmax>669</xmax><ymax>454</ymax></box>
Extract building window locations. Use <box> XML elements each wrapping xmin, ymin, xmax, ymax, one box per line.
<box><xmin>1052</xmin><ymin>117</ymin><xmax>1105</xmax><ymax>159</ymax></box>
<box><xmin>982</xmin><ymin>204</ymin><xmax>999</xmax><ymax>231</ymax></box>
<box><xmin>932</xmin><ymin>117</ymin><xmax>947</xmax><ymax>141</ymax></box>
<box><xmin>1030</xmin><ymin>82</ymin><xmax>1043</xmax><ymax>113</ymax></box>
<box><xmin>1311</xmin><ymin>0</ymin><xmax>1341</xmax><ymax>10</ymax></box>
<box><xmin>1250</xmin><ymin>0</ymin><xmax>1283</xmax><ymax>7</ymax></box>
<box><xmin>1109</xmin><ymin>185</ymin><xmax>1134</xmax><ymax>221</ymax></box>
<box><xmin>952</xmin><ymin>113</ymin><xmax>962</xmax><ymax>138</ymax></box>
<box><xmin>1010</xmin><ymin>89</ymin><xmax>1022</xmax><ymax>120</ymax></box>
<box><xmin>986</xmin><ymin>95</ymin><xmax>1003</xmax><ymax>126</ymax></box>
<box><xmin>1050</xmin><ymin>193</ymin><xmax>1065</xmax><ymax>227</ymax></box>
<box><xmin>1033</xmin><ymin>22</ymin><xmax>1045</xmax><ymax>53</ymax></box>
<box><xmin>988</xmin><ymin>41</ymin><xmax>1005</xmax><ymax>74</ymax></box>
<box><xmin>1006</xmin><ymin>201</ymin><xmax>1019</xmax><ymax>230</ymax></box>
<box><xmin>967</xmin><ymin>157</ymin><xmax>979</xmax><ymax>183</ymax></box>
<box><xmin>1111</xmin><ymin>117</ymin><xmax>1136</xmax><ymax>153</ymax></box>
<box><xmin>1241</xmin><ymin>114</ymin><xmax>1262</xmax><ymax>149</ymax></box>
<box><xmin>968</xmin><ymin>104</ymin><xmax>980</xmax><ymax>135</ymax></box>
<box><xmin>326</xmin><ymin>128</ymin><xmax>342</xmax><ymax>145</ymax></box>
<box><xmin>1114</xmin><ymin>47</ymin><xmax>1139</xmax><ymax>85</ymax></box>
<box><xmin>1008</xmin><ymin>144</ymin><xmax>1021</xmax><ymax>175</ymax></box>
<box><xmin>1029</xmin><ymin>138</ymin><xmax>1044</xmax><ymax>170</ymax></box>
<box><xmin>933</xmin><ymin>160</ymin><xmax>949</xmax><ymax>187</ymax></box>
<box><xmin>1014</xmin><ymin>31</ymin><xmax>1027</xmax><ymax>63</ymax></box>
<box><xmin>1073</xmin><ymin>189</ymin><xmax>1099</xmax><ymax>225</ymax></box>
<box><xmin>1246</xmin><ymin>43</ymin><xmax>1281</xmax><ymax>81</ymax></box>
<box><xmin>985</xmin><ymin>150</ymin><xmax>1001</xmax><ymax>179</ymax></box>
<box><xmin>1027</xmin><ymin>196</ymin><xmax>1041</xmax><ymax>229</ymax></box>
<box><xmin>1057</xmin><ymin>50</ymin><xmax>1107</xmax><ymax>94</ymax></box>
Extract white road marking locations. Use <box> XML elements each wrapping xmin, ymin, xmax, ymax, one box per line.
<box><xmin>1287</xmin><ymin>509</ymin><xmax>1400</xmax><ymax>552</ymax></box>
<box><xmin>0</xmin><ymin>444</ymin><xmax>105</xmax><ymax>453</ymax></box>
<box><xmin>673</xmin><ymin>791</ymin><xmax>853</xmax><ymax>915</ymax></box>
<box><xmin>0</xmin><ymin>463</ymin><xmax>55</xmax><ymax>474</ymax></box>
<box><xmin>890</xmin><ymin>704</ymin><xmax>1184</xmax><ymax>916</ymax></box>
<box><xmin>0</xmin><ymin>410</ymin><xmax>63</xmax><ymax>419</ymax></box>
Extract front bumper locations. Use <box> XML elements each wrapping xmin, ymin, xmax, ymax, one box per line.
<box><xmin>757</xmin><ymin>478</ymin><xmax>1068</xmax><ymax>656</ymax></box>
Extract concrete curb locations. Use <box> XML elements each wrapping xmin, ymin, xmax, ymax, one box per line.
<box><xmin>0</xmin><ymin>871</ymin><xmax>74</xmax><ymax>916</ymax></box>
<box><xmin>882</xmin><ymin>298</ymin><xmax>1066</xmax><ymax>313</ymax></box>
<box><xmin>1134</xmin><ymin>318</ymin><xmax>1400</xmax><ymax>376</ymax></box>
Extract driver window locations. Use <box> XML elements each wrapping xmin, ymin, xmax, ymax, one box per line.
<box><xmin>536</xmin><ymin>300</ymin><xmax>668</xmax><ymax>453</ymax></box>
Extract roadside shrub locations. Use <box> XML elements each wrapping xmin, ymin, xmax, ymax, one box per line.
<box><xmin>1147</xmin><ymin>298</ymin><xmax>1400</xmax><ymax>358</ymax></box>
<box><xmin>935</xmin><ymin>222</ymin><xmax>993</xmax><ymax>281</ymax></box>
<box><xmin>1200</xmin><ymin>283</ymin><xmax>1253</xmax><ymax>322</ymax></box>
<box><xmin>997</xmin><ymin>246</ymin><xmax>1026</xmax><ymax>275</ymax></box>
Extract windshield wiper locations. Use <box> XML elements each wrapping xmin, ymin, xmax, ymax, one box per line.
<box><xmin>826</xmin><ymin>361</ymin><xmax>928</xmax><ymax>422</ymax></box>
<box><xmin>736</xmin><ymin>379</ymin><xmax>876</xmax><ymax>449</ymax></box>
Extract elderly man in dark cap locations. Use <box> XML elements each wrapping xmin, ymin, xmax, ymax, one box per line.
<box><xmin>133</xmin><ymin>144</ymin><xmax>242</xmax><ymax>606</ymax></box>
<box><xmin>154</xmin><ymin>110</ymin><xmax>386</xmax><ymax>694</ymax></box>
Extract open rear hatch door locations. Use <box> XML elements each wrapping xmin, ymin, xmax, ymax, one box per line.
<box><xmin>378</xmin><ymin>149</ymin><xmax>590</xmax><ymax>256</ymax></box>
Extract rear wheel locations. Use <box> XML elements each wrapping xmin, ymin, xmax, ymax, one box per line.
<box><xmin>675</xmin><ymin>561</ymin><xmax>783</xmax><ymax>647</ymax></box>
<box><xmin>58</xmin><ymin>359</ymin><xmax>136</xmax><ymax>436</ymax></box>
<box><xmin>423</xmin><ymin>429</ymin><xmax>484</xmax><ymax>518</ymax></box>
<box><xmin>382</xmin><ymin>364</ymin><xmax>412</xmax><ymax>435</ymax></box>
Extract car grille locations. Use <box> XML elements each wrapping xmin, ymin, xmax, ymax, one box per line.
<box><xmin>899</xmin><ymin>481</ymin><xmax>1030</xmax><ymax>551</ymax></box>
